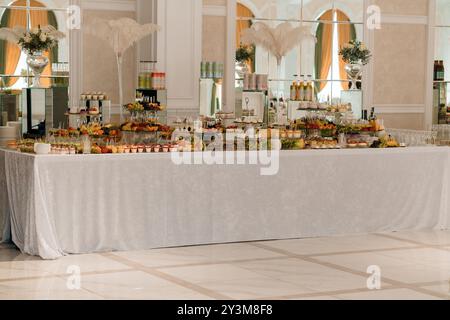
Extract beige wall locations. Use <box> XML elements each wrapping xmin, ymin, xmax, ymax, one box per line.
<box><xmin>373</xmin><ymin>0</ymin><xmax>429</xmax><ymax>130</ymax></box>
<box><xmin>202</xmin><ymin>0</ymin><xmax>227</xmax><ymax>63</ymax></box>
<box><xmin>82</xmin><ymin>10</ymin><xmax>137</xmax><ymax>107</ymax></box>
<box><xmin>202</xmin><ymin>15</ymin><xmax>227</xmax><ymax>63</ymax></box>
<box><xmin>202</xmin><ymin>0</ymin><xmax>228</xmax><ymax>106</ymax></box>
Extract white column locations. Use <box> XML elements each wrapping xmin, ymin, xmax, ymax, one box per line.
<box><xmin>157</xmin><ymin>0</ymin><xmax>202</xmax><ymax>111</ymax></box>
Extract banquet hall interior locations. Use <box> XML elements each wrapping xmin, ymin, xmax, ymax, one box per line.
<box><xmin>0</xmin><ymin>0</ymin><xmax>450</xmax><ymax>302</ymax></box>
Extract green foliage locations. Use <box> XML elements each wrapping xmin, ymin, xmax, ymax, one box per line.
<box><xmin>339</xmin><ymin>40</ymin><xmax>371</xmax><ymax>65</ymax></box>
<box><xmin>236</xmin><ymin>45</ymin><xmax>254</xmax><ymax>63</ymax></box>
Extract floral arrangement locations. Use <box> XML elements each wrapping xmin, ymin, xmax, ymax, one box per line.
<box><xmin>124</xmin><ymin>102</ymin><xmax>145</xmax><ymax>114</ymax></box>
<box><xmin>19</xmin><ymin>26</ymin><xmax>59</xmax><ymax>54</ymax></box>
<box><xmin>236</xmin><ymin>45</ymin><xmax>254</xmax><ymax>63</ymax></box>
<box><xmin>339</xmin><ymin>40</ymin><xmax>371</xmax><ymax>65</ymax></box>
<box><xmin>124</xmin><ymin>101</ymin><xmax>164</xmax><ymax>114</ymax></box>
<box><xmin>0</xmin><ymin>25</ymin><xmax>65</xmax><ymax>55</ymax></box>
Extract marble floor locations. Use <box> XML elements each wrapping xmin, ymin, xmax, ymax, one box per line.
<box><xmin>1</xmin><ymin>230</ymin><xmax>450</xmax><ymax>300</ymax></box>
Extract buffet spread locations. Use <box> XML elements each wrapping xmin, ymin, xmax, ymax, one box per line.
<box><xmin>0</xmin><ymin>94</ymin><xmax>446</xmax><ymax>260</ymax></box>
<box><xmin>5</xmin><ymin>98</ymin><xmax>409</xmax><ymax>157</ymax></box>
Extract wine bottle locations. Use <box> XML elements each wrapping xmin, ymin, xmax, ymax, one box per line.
<box><xmin>438</xmin><ymin>61</ymin><xmax>445</xmax><ymax>81</ymax></box>
<box><xmin>434</xmin><ymin>60</ymin><xmax>438</xmax><ymax>81</ymax></box>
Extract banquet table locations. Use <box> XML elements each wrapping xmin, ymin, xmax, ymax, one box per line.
<box><xmin>1</xmin><ymin>147</ymin><xmax>449</xmax><ymax>260</ymax></box>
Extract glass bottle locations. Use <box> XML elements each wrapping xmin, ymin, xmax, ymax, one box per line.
<box><xmin>299</xmin><ymin>75</ymin><xmax>306</xmax><ymax>102</ymax></box>
<box><xmin>305</xmin><ymin>75</ymin><xmax>313</xmax><ymax>102</ymax></box>
<box><xmin>82</xmin><ymin>134</ymin><xmax>91</xmax><ymax>154</ymax></box>
<box><xmin>290</xmin><ymin>79</ymin><xmax>297</xmax><ymax>101</ymax></box>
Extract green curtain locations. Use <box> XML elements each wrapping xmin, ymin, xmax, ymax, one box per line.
<box><xmin>0</xmin><ymin>9</ymin><xmax>11</xmax><ymax>87</ymax></box>
<box><xmin>314</xmin><ymin>22</ymin><xmax>324</xmax><ymax>94</ymax></box>
<box><xmin>350</xmin><ymin>24</ymin><xmax>357</xmax><ymax>42</ymax></box>
<box><xmin>47</xmin><ymin>10</ymin><xmax>59</xmax><ymax>63</ymax></box>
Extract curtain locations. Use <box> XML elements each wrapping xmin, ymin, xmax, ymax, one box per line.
<box><xmin>236</xmin><ymin>4</ymin><xmax>255</xmax><ymax>73</ymax></box>
<box><xmin>315</xmin><ymin>10</ymin><xmax>333</xmax><ymax>92</ymax></box>
<box><xmin>47</xmin><ymin>10</ymin><xmax>59</xmax><ymax>64</ymax></box>
<box><xmin>30</xmin><ymin>5</ymin><xmax>50</xmax><ymax>87</ymax></box>
<box><xmin>337</xmin><ymin>10</ymin><xmax>357</xmax><ymax>90</ymax></box>
<box><xmin>236</xmin><ymin>4</ymin><xmax>253</xmax><ymax>47</ymax></box>
<box><xmin>0</xmin><ymin>8</ymin><xmax>10</xmax><ymax>87</ymax></box>
<box><xmin>3</xmin><ymin>3</ymin><xmax>27</xmax><ymax>87</ymax></box>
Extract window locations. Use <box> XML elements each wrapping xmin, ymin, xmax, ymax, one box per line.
<box><xmin>0</xmin><ymin>0</ymin><xmax>69</xmax><ymax>90</ymax></box>
<box><xmin>316</xmin><ymin>9</ymin><xmax>357</xmax><ymax>102</ymax></box>
<box><xmin>235</xmin><ymin>0</ymin><xmax>364</xmax><ymax>102</ymax></box>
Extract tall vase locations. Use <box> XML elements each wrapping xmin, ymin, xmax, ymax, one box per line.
<box><xmin>344</xmin><ymin>62</ymin><xmax>363</xmax><ymax>90</ymax></box>
<box><xmin>26</xmin><ymin>51</ymin><xmax>49</xmax><ymax>88</ymax></box>
<box><xmin>116</xmin><ymin>54</ymin><xmax>124</xmax><ymax>123</ymax></box>
<box><xmin>236</xmin><ymin>61</ymin><xmax>249</xmax><ymax>80</ymax></box>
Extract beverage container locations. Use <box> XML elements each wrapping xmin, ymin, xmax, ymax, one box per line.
<box><xmin>438</xmin><ymin>61</ymin><xmax>445</xmax><ymax>81</ymax></box>
<box><xmin>434</xmin><ymin>60</ymin><xmax>439</xmax><ymax>81</ymax></box>
<box><xmin>212</xmin><ymin>61</ymin><xmax>219</xmax><ymax>79</ymax></box>
<box><xmin>160</xmin><ymin>72</ymin><xmax>166</xmax><ymax>90</ymax></box>
<box><xmin>259</xmin><ymin>74</ymin><xmax>268</xmax><ymax>91</ymax></box>
<box><xmin>305</xmin><ymin>75</ymin><xmax>314</xmax><ymax>102</ymax></box>
<box><xmin>243</xmin><ymin>73</ymin><xmax>250</xmax><ymax>91</ymax></box>
<box><xmin>205</xmin><ymin>62</ymin><xmax>212</xmax><ymax>78</ymax></box>
<box><xmin>290</xmin><ymin>79</ymin><xmax>297</xmax><ymax>101</ymax></box>
<box><xmin>218</xmin><ymin>63</ymin><xmax>224</xmax><ymax>78</ymax></box>
<box><xmin>299</xmin><ymin>75</ymin><xmax>306</xmax><ymax>101</ymax></box>
<box><xmin>249</xmin><ymin>73</ymin><xmax>257</xmax><ymax>91</ymax></box>
<box><xmin>201</xmin><ymin>61</ymin><xmax>207</xmax><ymax>78</ymax></box>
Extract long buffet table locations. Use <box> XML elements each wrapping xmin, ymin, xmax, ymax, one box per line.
<box><xmin>1</xmin><ymin>147</ymin><xmax>450</xmax><ymax>260</ymax></box>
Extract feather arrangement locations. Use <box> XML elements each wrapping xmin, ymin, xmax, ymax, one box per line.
<box><xmin>300</xmin><ymin>25</ymin><xmax>317</xmax><ymax>44</ymax></box>
<box><xmin>84</xmin><ymin>18</ymin><xmax>160</xmax><ymax>121</ymax></box>
<box><xmin>0</xmin><ymin>26</ymin><xmax>25</xmax><ymax>43</ymax></box>
<box><xmin>241</xmin><ymin>22</ymin><xmax>305</xmax><ymax>66</ymax></box>
<box><xmin>84</xmin><ymin>17</ymin><xmax>160</xmax><ymax>58</ymax></box>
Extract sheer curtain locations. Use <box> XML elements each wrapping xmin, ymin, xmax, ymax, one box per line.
<box><xmin>315</xmin><ymin>10</ymin><xmax>333</xmax><ymax>92</ymax></box>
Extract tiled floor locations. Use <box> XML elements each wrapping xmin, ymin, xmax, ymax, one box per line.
<box><xmin>1</xmin><ymin>230</ymin><xmax>450</xmax><ymax>300</ymax></box>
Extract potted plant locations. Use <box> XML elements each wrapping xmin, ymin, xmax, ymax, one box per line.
<box><xmin>339</xmin><ymin>40</ymin><xmax>371</xmax><ymax>90</ymax></box>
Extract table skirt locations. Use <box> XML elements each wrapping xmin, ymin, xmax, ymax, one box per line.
<box><xmin>1</xmin><ymin>148</ymin><xmax>449</xmax><ymax>259</ymax></box>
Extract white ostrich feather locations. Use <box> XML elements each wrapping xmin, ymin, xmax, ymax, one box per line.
<box><xmin>84</xmin><ymin>17</ymin><xmax>160</xmax><ymax>57</ymax></box>
<box><xmin>0</xmin><ymin>25</ymin><xmax>65</xmax><ymax>43</ymax></box>
<box><xmin>241</xmin><ymin>22</ymin><xmax>306</xmax><ymax>65</ymax></box>
<box><xmin>0</xmin><ymin>26</ymin><xmax>27</xmax><ymax>43</ymax></box>
<box><xmin>84</xmin><ymin>17</ymin><xmax>160</xmax><ymax>121</ymax></box>
<box><xmin>40</xmin><ymin>25</ymin><xmax>66</xmax><ymax>40</ymax></box>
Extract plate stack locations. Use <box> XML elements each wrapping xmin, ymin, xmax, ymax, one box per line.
<box><xmin>0</xmin><ymin>122</ymin><xmax>21</xmax><ymax>147</ymax></box>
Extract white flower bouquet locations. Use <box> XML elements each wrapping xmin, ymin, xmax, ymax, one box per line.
<box><xmin>0</xmin><ymin>25</ymin><xmax>65</xmax><ymax>55</ymax></box>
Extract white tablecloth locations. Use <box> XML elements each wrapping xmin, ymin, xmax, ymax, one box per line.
<box><xmin>1</xmin><ymin>147</ymin><xmax>450</xmax><ymax>259</ymax></box>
